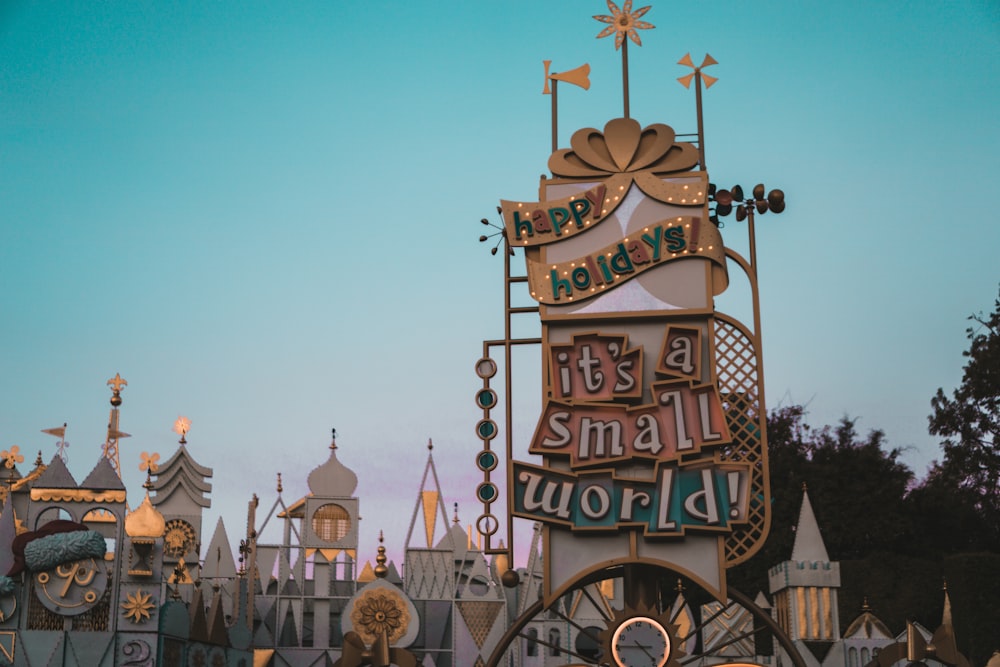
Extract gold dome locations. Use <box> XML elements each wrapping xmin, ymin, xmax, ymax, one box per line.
<box><xmin>125</xmin><ymin>493</ymin><xmax>166</xmax><ymax>539</ymax></box>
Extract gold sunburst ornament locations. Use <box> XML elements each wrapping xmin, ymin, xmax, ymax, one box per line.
<box><xmin>350</xmin><ymin>589</ymin><xmax>410</xmax><ymax>645</ymax></box>
<box><xmin>173</xmin><ymin>415</ymin><xmax>191</xmax><ymax>445</ymax></box>
<box><xmin>121</xmin><ymin>589</ymin><xmax>155</xmax><ymax>623</ymax></box>
<box><xmin>594</xmin><ymin>0</ymin><xmax>653</xmax><ymax>50</ymax></box>
<box><xmin>594</xmin><ymin>1</ymin><xmax>654</xmax><ymax>119</ymax></box>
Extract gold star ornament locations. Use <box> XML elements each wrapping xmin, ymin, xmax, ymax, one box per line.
<box><xmin>121</xmin><ymin>589</ymin><xmax>155</xmax><ymax>623</ymax></box>
<box><xmin>594</xmin><ymin>0</ymin><xmax>654</xmax><ymax>50</ymax></box>
<box><xmin>172</xmin><ymin>416</ymin><xmax>191</xmax><ymax>437</ymax></box>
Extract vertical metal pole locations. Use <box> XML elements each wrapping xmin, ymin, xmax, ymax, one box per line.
<box><xmin>622</xmin><ymin>40</ymin><xmax>630</xmax><ymax>119</ymax></box>
<box><xmin>504</xmin><ymin>236</ymin><xmax>515</xmax><ymax>569</ymax></box>
<box><xmin>695</xmin><ymin>72</ymin><xmax>706</xmax><ymax>170</ymax></box>
<box><xmin>747</xmin><ymin>208</ymin><xmax>763</xmax><ymax>342</ymax></box>
<box><xmin>551</xmin><ymin>78</ymin><xmax>559</xmax><ymax>154</ymax></box>
<box><xmin>246</xmin><ymin>494</ymin><xmax>258</xmax><ymax>629</ymax></box>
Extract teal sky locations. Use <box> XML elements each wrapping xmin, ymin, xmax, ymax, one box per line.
<box><xmin>2</xmin><ymin>1</ymin><xmax>998</xmax><ymax>567</ymax></box>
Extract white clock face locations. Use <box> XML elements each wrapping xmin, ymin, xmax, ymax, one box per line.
<box><xmin>611</xmin><ymin>616</ymin><xmax>671</xmax><ymax>667</ymax></box>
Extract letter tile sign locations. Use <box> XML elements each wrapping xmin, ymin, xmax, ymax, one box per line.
<box><xmin>499</xmin><ymin>118</ymin><xmax>771</xmax><ymax>605</ymax></box>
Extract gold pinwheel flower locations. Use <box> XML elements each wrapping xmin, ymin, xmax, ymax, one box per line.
<box><xmin>139</xmin><ymin>451</ymin><xmax>160</xmax><ymax>474</ymax></box>
<box><xmin>1</xmin><ymin>445</ymin><xmax>23</xmax><ymax>470</ymax></box>
<box><xmin>594</xmin><ymin>0</ymin><xmax>654</xmax><ymax>50</ymax></box>
<box><xmin>120</xmin><ymin>589</ymin><xmax>155</xmax><ymax>623</ymax></box>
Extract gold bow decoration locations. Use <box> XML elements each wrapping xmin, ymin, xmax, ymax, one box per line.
<box><xmin>334</xmin><ymin>630</ymin><xmax>416</xmax><ymax>667</ymax></box>
<box><xmin>548</xmin><ymin>117</ymin><xmax>700</xmax><ymax>180</ymax></box>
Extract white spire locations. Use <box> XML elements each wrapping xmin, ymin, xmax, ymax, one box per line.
<box><xmin>790</xmin><ymin>486</ymin><xmax>830</xmax><ymax>563</ymax></box>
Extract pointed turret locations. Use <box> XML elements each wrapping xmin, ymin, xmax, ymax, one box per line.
<box><xmin>80</xmin><ymin>456</ymin><xmax>126</xmax><ymax>492</ymax></box>
<box><xmin>404</xmin><ymin>439</ymin><xmax>451</xmax><ymax>550</ymax></box>
<box><xmin>32</xmin><ymin>454</ymin><xmax>78</xmax><ymax>489</ymax></box>
<box><xmin>151</xmin><ymin>425</ymin><xmax>213</xmax><ymax>563</ymax></box>
<box><xmin>201</xmin><ymin>517</ymin><xmax>237</xmax><ymax>580</ymax></box>
<box><xmin>150</xmin><ymin>442</ymin><xmax>213</xmax><ymax>511</ymax></box>
<box><xmin>768</xmin><ymin>486</ymin><xmax>841</xmax><ymax>646</ymax></box>
<box><xmin>790</xmin><ymin>485</ymin><xmax>829</xmax><ymax>563</ymax></box>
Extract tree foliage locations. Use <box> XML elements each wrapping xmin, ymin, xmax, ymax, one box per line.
<box><xmin>729</xmin><ymin>406</ymin><xmax>913</xmax><ymax>592</ymax></box>
<box><xmin>927</xmin><ymin>286</ymin><xmax>1000</xmax><ymax>544</ymax></box>
<box><xmin>728</xmin><ymin>291</ymin><xmax>1000</xmax><ymax>662</ymax></box>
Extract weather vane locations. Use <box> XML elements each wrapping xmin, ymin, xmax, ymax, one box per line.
<box><xmin>542</xmin><ymin>60</ymin><xmax>591</xmax><ymax>153</ymax></box>
<box><xmin>594</xmin><ymin>0</ymin><xmax>654</xmax><ymax>119</ymax></box>
<box><xmin>41</xmin><ymin>423</ymin><xmax>69</xmax><ymax>463</ymax></box>
<box><xmin>677</xmin><ymin>53</ymin><xmax>718</xmax><ymax>170</ymax></box>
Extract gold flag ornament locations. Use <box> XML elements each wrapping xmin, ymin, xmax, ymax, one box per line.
<box><xmin>41</xmin><ymin>425</ymin><xmax>66</xmax><ymax>438</ymax></box>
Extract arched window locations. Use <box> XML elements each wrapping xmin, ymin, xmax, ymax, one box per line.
<box><xmin>861</xmin><ymin>648</ymin><xmax>871</xmax><ymax>665</ymax></box>
<box><xmin>548</xmin><ymin>628</ymin><xmax>561</xmax><ymax>656</ymax></box>
<box><xmin>849</xmin><ymin>647</ymin><xmax>859</xmax><ymax>667</ymax></box>
<box><xmin>525</xmin><ymin>627</ymin><xmax>538</xmax><ymax>657</ymax></box>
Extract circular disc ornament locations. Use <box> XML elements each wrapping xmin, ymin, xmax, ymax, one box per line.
<box><xmin>475</xmin><ymin>358</ymin><xmax>497</xmax><ymax>379</ymax></box>
<box><xmin>35</xmin><ymin>558</ymin><xmax>109</xmax><ymax>616</ymax></box>
<box><xmin>476</xmin><ymin>482</ymin><xmax>498</xmax><ymax>504</ymax></box>
<box><xmin>476</xmin><ymin>388</ymin><xmax>498</xmax><ymax>410</ymax></box>
<box><xmin>476</xmin><ymin>419</ymin><xmax>497</xmax><ymax>441</ymax></box>
<box><xmin>163</xmin><ymin>519</ymin><xmax>196</xmax><ymax>558</ymax></box>
<box><xmin>476</xmin><ymin>450</ymin><xmax>498</xmax><ymax>472</ymax></box>
<box><xmin>610</xmin><ymin>615</ymin><xmax>671</xmax><ymax>667</ymax></box>
<box><xmin>476</xmin><ymin>513</ymin><xmax>499</xmax><ymax>536</ymax></box>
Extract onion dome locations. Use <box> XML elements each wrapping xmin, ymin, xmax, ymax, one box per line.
<box><xmin>307</xmin><ymin>429</ymin><xmax>358</xmax><ymax>498</ymax></box>
<box><xmin>125</xmin><ymin>493</ymin><xmax>166</xmax><ymax>539</ymax></box>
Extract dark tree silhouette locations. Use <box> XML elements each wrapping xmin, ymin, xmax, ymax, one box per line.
<box><xmin>927</xmin><ymin>286</ymin><xmax>1000</xmax><ymax>545</ymax></box>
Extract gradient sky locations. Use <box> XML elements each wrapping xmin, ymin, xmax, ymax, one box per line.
<box><xmin>2</xmin><ymin>1</ymin><xmax>998</xmax><ymax>568</ymax></box>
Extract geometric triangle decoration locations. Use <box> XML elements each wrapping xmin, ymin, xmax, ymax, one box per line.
<box><xmin>65</xmin><ymin>632</ymin><xmax>115</xmax><ymax>667</ymax></box>
<box><xmin>456</xmin><ymin>600</ymin><xmax>503</xmax><ymax>650</ymax></box>
<box><xmin>20</xmin><ymin>630</ymin><xmax>65</xmax><ymax>666</ymax></box>
<box><xmin>422</xmin><ymin>490</ymin><xmax>439</xmax><ymax>548</ymax></box>
<box><xmin>0</xmin><ymin>632</ymin><xmax>13</xmax><ymax>664</ymax></box>
<box><xmin>256</xmin><ymin>546</ymin><xmax>280</xmax><ymax>594</ymax></box>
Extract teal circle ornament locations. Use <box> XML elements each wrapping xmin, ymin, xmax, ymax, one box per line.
<box><xmin>477</xmin><ymin>482</ymin><xmax>498</xmax><ymax>504</ymax></box>
<box><xmin>476</xmin><ymin>388</ymin><xmax>498</xmax><ymax>410</ymax></box>
<box><xmin>476</xmin><ymin>419</ymin><xmax>497</xmax><ymax>441</ymax></box>
<box><xmin>477</xmin><ymin>450</ymin><xmax>498</xmax><ymax>472</ymax></box>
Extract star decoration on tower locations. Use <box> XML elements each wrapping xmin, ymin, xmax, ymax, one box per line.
<box><xmin>120</xmin><ymin>589</ymin><xmax>155</xmax><ymax>623</ymax></box>
<box><xmin>594</xmin><ymin>0</ymin><xmax>654</xmax><ymax>50</ymax></box>
<box><xmin>172</xmin><ymin>416</ymin><xmax>191</xmax><ymax>438</ymax></box>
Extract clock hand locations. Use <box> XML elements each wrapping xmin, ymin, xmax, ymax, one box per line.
<box><xmin>632</xmin><ymin>639</ymin><xmax>657</xmax><ymax>661</ymax></box>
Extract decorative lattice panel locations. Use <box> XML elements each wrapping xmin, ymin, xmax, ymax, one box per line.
<box><xmin>714</xmin><ymin>315</ymin><xmax>770</xmax><ymax>565</ymax></box>
<box><xmin>457</xmin><ymin>600</ymin><xmax>504</xmax><ymax>650</ymax></box>
<box><xmin>701</xmin><ymin>600</ymin><xmax>755</xmax><ymax>655</ymax></box>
